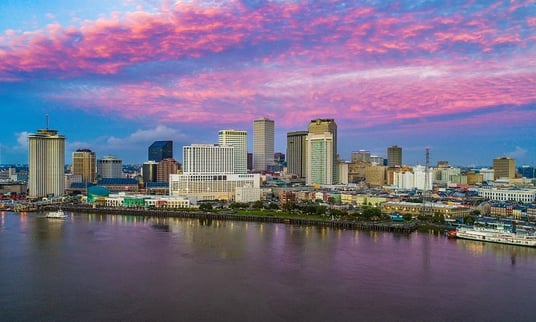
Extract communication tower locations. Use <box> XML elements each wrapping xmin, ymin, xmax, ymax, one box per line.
<box><xmin>422</xmin><ymin>147</ymin><xmax>431</xmax><ymax>216</ymax></box>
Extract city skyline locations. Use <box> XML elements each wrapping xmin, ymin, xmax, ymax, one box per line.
<box><xmin>0</xmin><ymin>1</ymin><xmax>534</xmax><ymax>166</ymax></box>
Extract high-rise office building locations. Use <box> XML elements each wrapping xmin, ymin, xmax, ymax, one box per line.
<box><xmin>253</xmin><ymin>118</ymin><xmax>274</xmax><ymax>171</ymax></box>
<box><xmin>218</xmin><ymin>129</ymin><xmax>248</xmax><ymax>174</ymax></box>
<box><xmin>519</xmin><ymin>165</ymin><xmax>535</xmax><ymax>179</ymax></box>
<box><xmin>28</xmin><ymin>128</ymin><xmax>66</xmax><ymax>198</ymax></box>
<box><xmin>97</xmin><ymin>155</ymin><xmax>123</xmax><ymax>179</ymax></box>
<box><xmin>72</xmin><ymin>148</ymin><xmax>96</xmax><ymax>183</ymax></box>
<box><xmin>286</xmin><ymin>131</ymin><xmax>308</xmax><ymax>178</ymax></box>
<box><xmin>306</xmin><ymin>132</ymin><xmax>334</xmax><ymax>185</ymax></box>
<box><xmin>142</xmin><ymin>161</ymin><xmax>158</xmax><ymax>183</ymax></box>
<box><xmin>493</xmin><ymin>157</ymin><xmax>515</xmax><ymax>180</ymax></box>
<box><xmin>157</xmin><ymin>158</ymin><xmax>180</xmax><ymax>182</ymax></box>
<box><xmin>307</xmin><ymin>119</ymin><xmax>338</xmax><ymax>184</ymax></box>
<box><xmin>183</xmin><ymin>144</ymin><xmax>234</xmax><ymax>174</ymax></box>
<box><xmin>387</xmin><ymin>145</ymin><xmax>402</xmax><ymax>167</ymax></box>
<box><xmin>148</xmin><ymin>140</ymin><xmax>173</xmax><ymax>162</ymax></box>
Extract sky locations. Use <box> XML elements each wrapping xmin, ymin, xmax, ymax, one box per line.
<box><xmin>0</xmin><ymin>0</ymin><xmax>535</xmax><ymax>167</ymax></box>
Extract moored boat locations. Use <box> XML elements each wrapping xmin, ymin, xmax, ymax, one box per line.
<box><xmin>456</xmin><ymin>222</ymin><xmax>536</xmax><ymax>247</ymax></box>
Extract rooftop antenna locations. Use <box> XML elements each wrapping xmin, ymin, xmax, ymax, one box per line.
<box><xmin>46</xmin><ymin>114</ymin><xmax>49</xmax><ymax>130</ymax></box>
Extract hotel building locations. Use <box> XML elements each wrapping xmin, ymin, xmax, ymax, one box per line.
<box><xmin>183</xmin><ymin>144</ymin><xmax>234</xmax><ymax>174</ymax></box>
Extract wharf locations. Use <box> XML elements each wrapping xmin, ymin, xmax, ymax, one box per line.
<box><xmin>49</xmin><ymin>205</ymin><xmax>417</xmax><ymax>233</ymax></box>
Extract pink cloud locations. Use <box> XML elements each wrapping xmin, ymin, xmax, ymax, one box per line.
<box><xmin>0</xmin><ymin>1</ymin><xmax>534</xmax><ymax>138</ymax></box>
<box><xmin>0</xmin><ymin>1</ymin><xmax>532</xmax><ymax>77</ymax></box>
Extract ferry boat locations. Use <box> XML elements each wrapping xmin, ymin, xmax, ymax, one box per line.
<box><xmin>46</xmin><ymin>209</ymin><xmax>66</xmax><ymax>219</ymax></box>
<box><xmin>455</xmin><ymin>222</ymin><xmax>536</xmax><ymax>247</ymax></box>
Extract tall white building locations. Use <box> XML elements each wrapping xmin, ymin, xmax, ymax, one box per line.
<box><xmin>253</xmin><ymin>118</ymin><xmax>274</xmax><ymax>171</ymax></box>
<box><xmin>28</xmin><ymin>128</ymin><xmax>65</xmax><ymax>198</ymax></box>
<box><xmin>218</xmin><ymin>129</ymin><xmax>247</xmax><ymax>174</ymax></box>
<box><xmin>97</xmin><ymin>155</ymin><xmax>123</xmax><ymax>179</ymax></box>
<box><xmin>183</xmin><ymin>144</ymin><xmax>234</xmax><ymax>174</ymax></box>
<box><xmin>392</xmin><ymin>165</ymin><xmax>432</xmax><ymax>190</ymax></box>
<box><xmin>306</xmin><ymin>132</ymin><xmax>334</xmax><ymax>185</ymax></box>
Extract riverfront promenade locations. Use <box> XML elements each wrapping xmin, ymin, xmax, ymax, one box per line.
<box><xmin>45</xmin><ymin>204</ymin><xmax>418</xmax><ymax>233</ymax></box>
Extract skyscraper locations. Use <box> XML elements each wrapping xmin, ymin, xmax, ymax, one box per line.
<box><xmin>493</xmin><ymin>157</ymin><xmax>515</xmax><ymax>180</ymax></box>
<box><xmin>387</xmin><ymin>145</ymin><xmax>402</xmax><ymax>167</ymax></box>
<box><xmin>183</xmin><ymin>144</ymin><xmax>234</xmax><ymax>174</ymax></box>
<box><xmin>253</xmin><ymin>118</ymin><xmax>274</xmax><ymax>172</ymax></box>
<box><xmin>218</xmin><ymin>129</ymin><xmax>248</xmax><ymax>174</ymax></box>
<box><xmin>72</xmin><ymin>148</ymin><xmax>96</xmax><ymax>183</ymax></box>
<box><xmin>307</xmin><ymin>119</ymin><xmax>338</xmax><ymax>184</ymax></box>
<box><xmin>148</xmin><ymin>140</ymin><xmax>173</xmax><ymax>162</ymax></box>
<box><xmin>28</xmin><ymin>128</ymin><xmax>65</xmax><ymax>198</ymax></box>
<box><xmin>286</xmin><ymin>130</ymin><xmax>308</xmax><ymax>178</ymax></box>
<box><xmin>97</xmin><ymin>155</ymin><xmax>123</xmax><ymax>179</ymax></box>
<box><xmin>306</xmin><ymin>132</ymin><xmax>334</xmax><ymax>185</ymax></box>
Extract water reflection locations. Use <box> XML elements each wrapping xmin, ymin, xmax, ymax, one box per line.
<box><xmin>1</xmin><ymin>211</ymin><xmax>536</xmax><ymax>322</ymax></box>
<box><xmin>455</xmin><ymin>238</ymin><xmax>536</xmax><ymax>262</ymax></box>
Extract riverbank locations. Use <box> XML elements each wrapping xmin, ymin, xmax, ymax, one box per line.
<box><xmin>46</xmin><ymin>204</ymin><xmax>419</xmax><ymax>233</ymax></box>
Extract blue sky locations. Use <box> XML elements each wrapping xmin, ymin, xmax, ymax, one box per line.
<box><xmin>1</xmin><ymin>0</ymin><xmax>535</xmax><ymax>167</ymax></box>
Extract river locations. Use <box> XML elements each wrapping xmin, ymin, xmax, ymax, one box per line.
<box><xmin>1</xmin><ymin>211</ymin><xmax>535</xmax><ymax>321</ymax></box>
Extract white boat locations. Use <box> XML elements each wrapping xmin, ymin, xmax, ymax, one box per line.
<box><xmin>456</xmin><ymin>222</ymin><xmax>536</xmax><ymax>247</ymax></box>
<box><xmin>46</xmin><ymin>209</ymin><xmax>67</xmax><ymax>219</ymax></box>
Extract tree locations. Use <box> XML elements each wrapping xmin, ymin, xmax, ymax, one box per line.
<box><xmin>252</xmin><ymin>200</ymin><xmax>263</xmax><ymax>209</ymax></box>
<box><xmin>199</xmin><ymin>203</ymin><xmax>213</xmax><ymax>211</ymax></box>
<box><xmin>464</xmin><ymin>216</ymin><xmax>475</xmax><ymax>225</ymax></box>
<box><xmin>361</xmin><ymin>206</ymin><xmax>381</xmax><ymax>220</ymax></box>
<box><xmin>282</xmin><ymin>202</ymin><xmax>295</xmax><ymax>214</ymax></box>
<box><xmin>403</xmin><ymin>213</ymin><xmax>413</xmax><ymax>221</ymax></box>
<box><xmin>316</xmin><ymin>205</ymin><xmax>327</xmax><ymax>216</ymax></box>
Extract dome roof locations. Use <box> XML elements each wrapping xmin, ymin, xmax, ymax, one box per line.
<box><xmin>87</xmin><ymin>185</ymin><xmax>110</xmax><ymax>197</ymax></box>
